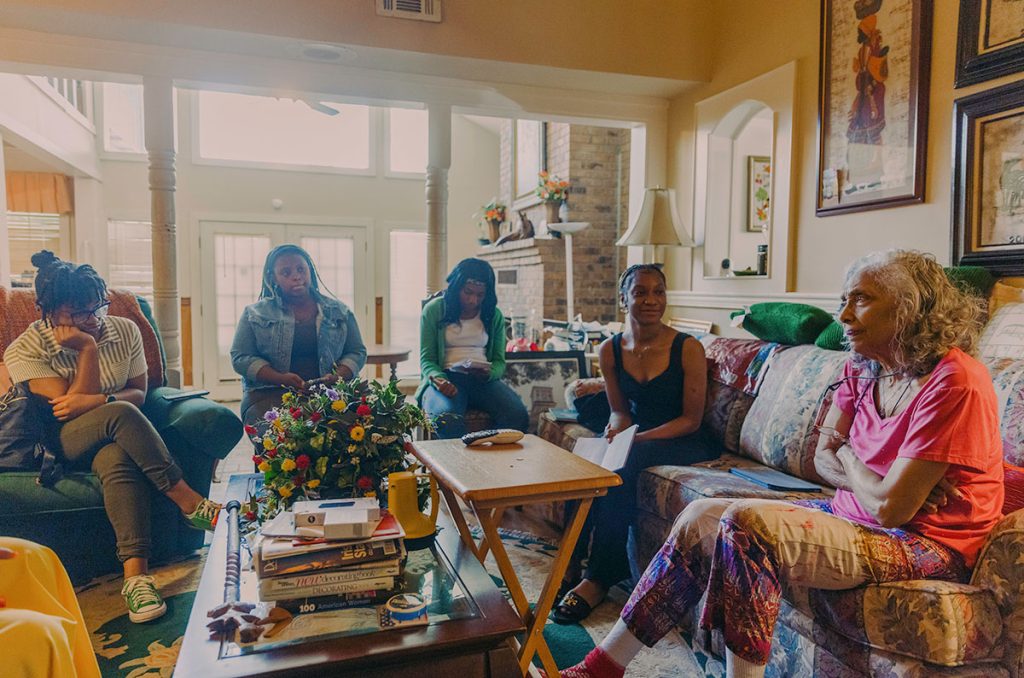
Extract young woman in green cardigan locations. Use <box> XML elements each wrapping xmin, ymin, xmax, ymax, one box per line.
<box><xmin>416</xmin><ymin>258</ymin><xmax>528</xmax><ymax>439</ymax></box>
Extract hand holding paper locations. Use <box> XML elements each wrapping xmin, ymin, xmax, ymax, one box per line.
<box><xmin>573</xmin><ymin>424</ymin><xmax>638</xmax><ymax>472</ymax></box>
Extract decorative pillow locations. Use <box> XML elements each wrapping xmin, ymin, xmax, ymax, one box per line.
<box><xmin>1004</xmin><ymin>463</ymin><xmax>1024</xmax><ymax>515</ymax></box>
<box><xmin>978</xmin><ymin>301</ymin><xmax>1024</xmax><ymax>360</ymax></box>
<box><xmin>730</xmin><ymin>303</ymin><xmax>833</xmax><ymax>346</ymax></box>
<box><xmin>944</xmin><ymin>265</ymin><xmax>996</xmax><ymax>299</ymax></box>
<box><xmin>814</xmin><ymin>320</ymin><xmax>846</xmax><ymax>351</ymax></box>
<box><xmin>989</xmin><ymin>280</ymin><xmax>1024</xmax><ymax>315</ymax></box>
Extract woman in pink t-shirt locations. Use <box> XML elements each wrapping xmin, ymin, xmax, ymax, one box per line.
<box><xmin>554</xmin><ymin>250</ymin><xmax>1004</xmax><ymax>678</ymax></box>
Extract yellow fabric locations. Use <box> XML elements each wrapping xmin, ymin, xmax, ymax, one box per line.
<box><xmin>0</xmin><ymin>538</ymin><xmax>100</xmax><ymax>678</ymax></box>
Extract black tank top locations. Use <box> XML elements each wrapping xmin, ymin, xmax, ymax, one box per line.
<box><xmin>612</xmin><ymin>331</ymin><xmax>688</xmax><ymax>432</ymax></box>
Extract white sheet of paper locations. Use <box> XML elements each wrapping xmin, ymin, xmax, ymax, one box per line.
<box><xmin>572</xmin><ymin>424</ymin><xmax>638</xmax><ymax>471</ymax></box>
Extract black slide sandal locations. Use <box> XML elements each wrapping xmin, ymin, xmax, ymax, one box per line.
<box><xmin>550</xmin><ymin>591</ymin><xmax>594</xmax><ymax>625</ymax></box>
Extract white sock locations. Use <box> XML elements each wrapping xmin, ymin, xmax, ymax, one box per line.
<box><xmin>599</xmin><ymin>619</ymin><xmax>645</xmax><ymax>668</ymax></box>
<box><xmin>726</xmin><ymin>649</ymin><xmax>766</xmax><ymax>678</ymax></box>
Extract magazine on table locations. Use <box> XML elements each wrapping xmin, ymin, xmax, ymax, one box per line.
<box><xmin>572</xmin><ymin>424</ymin><xmax>638</xmax><ymax>471</ymax></box>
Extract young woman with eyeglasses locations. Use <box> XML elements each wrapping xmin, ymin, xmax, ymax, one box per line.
<box><xmin>3</xmin><ymin>251</ymin><xmax>221</xmax><ymax>624</ymax></box>
<box><xmin>553</xmin><ymin>251</ymin><xmax>1003</xmax><ymax>678</ymax></box>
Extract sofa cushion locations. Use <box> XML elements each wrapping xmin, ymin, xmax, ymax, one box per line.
<box><xmin>538</xmin><ymin>410</ymin><xmax>596</xmax><ymax>451</ymax></box>
<box><xmin>814</xmin><ymin>320</ymin><xmax>845</xmax><ymax>351</ymax></box>
<box><xmin>738</xmin><ymin>345</ymin><xmax>847</xmax><ymax>480</ymax></box>
<box><xmin>801</xmin><ymin>580</ymin><xmax>1003</xmax><ymax>667</ymax></box>
<box><xmin>702</xmin><ymin>381</ymin><xmax>754</xmax><ymax>453</ymax></box>
<box><xmin>984</xmin><ymin>356</ymin><xmax>1024</xmax><ymax>465</ymax></box>
<box><xmin>731</xmin><ymin>302</ymin><xmax>833</xmax><ymax>346</ymax></box>
<box><xmin>635</xmin><ymin>453</ymin><xmax>834</xmax><ymax>525</ymax></box>
<box><xmin>979</xmin><ymin>301</ymin><xmax>1024</xmax><ymax>360</ymax></box>
<box><xmin>0</xmin><ymin>471</ymin><xmax>104</xmax><ymax>516</ymax></box>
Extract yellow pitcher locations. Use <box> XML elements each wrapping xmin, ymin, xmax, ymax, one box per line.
<box><xmin>387</xmin><ymin>466</ymin><xmax>438</xmax><ymax>545</ymax></box>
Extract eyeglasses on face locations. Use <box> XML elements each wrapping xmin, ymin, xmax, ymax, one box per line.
<box><xmin>69</xmin><ymin>301</ymin><xmax>110</xmax><ymax>324</ymax></box>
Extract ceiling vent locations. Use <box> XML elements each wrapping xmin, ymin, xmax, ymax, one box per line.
<box><xmin>376</xmin><ymin>0</ymin><xmax>441</xmax><ymax>23</ymax></box>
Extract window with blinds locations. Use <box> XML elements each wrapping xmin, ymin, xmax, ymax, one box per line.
<box><xmin>7</xmin><ymin>212</ymin><xmax>63</xmax><ymax>288</ymax></box>
<box><xmin>107</xmin><ymin>220</ymin><xmax>154</xmax><ymax>303</ymax></box>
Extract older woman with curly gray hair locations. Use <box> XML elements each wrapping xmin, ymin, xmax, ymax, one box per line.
<box><xmin>553</xmin><ymin>250</ymin><xmax>1004</xmax><ymax>678</ymax></box>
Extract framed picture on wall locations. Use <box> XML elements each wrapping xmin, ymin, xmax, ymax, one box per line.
<box><xmin>513</xmin><ymin>120</ymin><xmax>546</xmax><ymax>204</ymax></box>
<box><xmin>815</xmin><ymin>0</ymin><xmax>932</xmax><ymax>216</ymax></box>
<box><xmin>951</xmin><ymin>78</ymin><xmax>1024</xmax><ymax>276</ymax></box>
<box><xmin>502</xmin><ymin>351</ymin><xmax>587</xmax><ymax>434</ymax></box>
<box><xmin>746</xmin><ymin>155</ymin><xmax>772</xmax><ymax>232</ymax></box>
<box><xmin>955</xmin><ymin>0</ymin><xmax>1024</xmax><ymax>88</ymax></box>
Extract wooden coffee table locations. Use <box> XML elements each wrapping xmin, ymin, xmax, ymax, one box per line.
<box><xmin>408</xmin><ymin>435</ymin><xmax>622</xmax><ymax>678</ymax></box>
<box><xmin>175</xmin><ymin>474</ymin><xmax>524</xmax><ymax>678</ymax></box>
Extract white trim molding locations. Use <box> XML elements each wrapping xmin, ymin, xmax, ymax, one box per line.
<box><xmin>667</xmin><ymin>290</ymin><xmax>840</xmax><ymax>313</ymax></box>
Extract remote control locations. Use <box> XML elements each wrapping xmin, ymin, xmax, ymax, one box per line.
<box><xmin>461</xmin><ymin>429</ymin><xmax>525</xmax><ymax>446</ymax></box>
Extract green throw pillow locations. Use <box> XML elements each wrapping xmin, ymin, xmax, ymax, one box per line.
<box><xmin>944</xmin><ymin>266</ymin><xmax>996</xmax><ymax>298</ymax></box>
<box><xmin>730</xmin><ymin>302</ymin><xmax>833</xmax><ymax>346</ymax></box>
<box><xmin>815</xmin><ymin>320</ymin><xmax>846</xmax><ymax>351</ymax></box>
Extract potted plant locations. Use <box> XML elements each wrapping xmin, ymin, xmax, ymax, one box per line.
<box><xmin>476</xmin><ymin>198</ymin><xmax>506</xmax><ymax>244</ymax></box>
<box><xmin>244</xmin><ymin>378</ymin><xmax>431</xmax><ymax>519</ymax></box>
<box><xmin>535</xmin><ymin>171</ymin><xmax>570</xmax><ymax>225</ymax></box>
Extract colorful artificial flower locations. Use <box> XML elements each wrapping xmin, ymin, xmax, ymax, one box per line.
<box><xmin>350</xmin><ymin>425</ymin><xmax>366</xmax><ymax>441</ymax></box>
<box><xmin>258</xmin><ymin>461</ymin><xmax>271</xmax><ymax>473</ymax></box>
<box><xmin>356</xmin><ymin>404</ymin><xmax>372</xmax><ymax>417</ymax></box>
<box><xmin>251</xmin><ymin>455</ymin><xmax>262</xmax><ymax>464</ymax></box>
<box><xmin>356</xmin><ymin>476</ymin><xmax>374</xmax><ymax>490</ymax></box>
<box><xmin>243</xmin><ymin>425</ymin><xmax>257</xmax><ymax>437</ymax></box>
<box><xmin>266</xmin><ymin>448</ymin><xmax>277</xmax><ymax>459</ymax></box>
<box><xmin>280</xmin><ymin>458</ymin><xmax>297</xmax><ymax>472</ymax></box>
<box><xmin>309</xmin><ymin>412</ymin><xmax>322</xmax><ymax>424</ymax></box>
<box><xmin>262</xmin><ymin>438</ymin><xmax>276</xmax><ymax>451</ymax></box>
<box><xmin>278</xmin><ymin>485</ymin><xmax>293</xmax><ymax>498</ymax></box>
<box><xmin>295</xmin><ymin>454</ymin><xmax>311</xmax><ymax>470</ymax></box>
<box><xmin>281</xmin><ymin>392</ymin><xmax>293</xmax><ymax>404</ymax></box>
<box><xmin>331</xmin><ymin>400</ymin><xmax>347</xmax><ymax>412</ymax></box>
<box><xmin>306</xmin><ymin>479</ymin><xmax>321</xmax><ymax>489</ymax></box>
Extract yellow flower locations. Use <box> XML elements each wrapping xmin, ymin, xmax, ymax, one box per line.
<box><xmin>348</xmin><ymin>444</ymin><xmax>357</xmax><ymax>453</ymax></box>
<box><xmin>262</xmin><ymin>438</ymin><xmax>275</xmax><ymax>450</ymax></box>
<box><xmin>331</xmin><ymin>400</ymin><xmax>347</xmax><ymax>412</ymax></box>
<box><xmin>278</xmin><ymin>484</ymin><xmax>293</xmax><ymax>498</ymax></box>
<box><xmin>350</xmin><ymin>425</ymin><xmax>365</xmax><ymax>441</ymax></box>
<box><xmin>258</xmin><ymin>461</ymin><xmax>271</xmax><ymax>473</ymax></box>
<box><xmin>364</xmin><ymin>491</ymin><xmax>376</xmax><ymax>498</ymax></box>
<box><xmin>306</xmin><ymin>479</ymin><xmax>320</xmax><ymax>489</ymax></box>
<box><xmin>280</xmin><ymin>458</ymin><xmax>297</xmax><ymax>472</ymax></box>
<box><xmin>273</xmin><ymin>419</ymin><xmax>285</xmax><ymax>431</ymax></box>
<box><xmin>282</xmin><ymin>392</ymin><xmax>293</xmax><ymax>403</ymax></box>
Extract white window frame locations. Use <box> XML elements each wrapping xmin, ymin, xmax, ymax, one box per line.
<box><xmin>376</xmin><ymin>221</ymin><xmax>427</xmax><ymax>378</ymax></box>
<box><xmin>383</xmin><ymin>106</ymin><xmax>428</xmax><ymax>180</ymax></box>
<box><xmin>189</xmin><ymin>91</ymin><xmax>377</xmax><ymax>176</ymax></box>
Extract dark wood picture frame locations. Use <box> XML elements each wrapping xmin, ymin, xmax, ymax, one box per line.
<box><xmin>951</xmin><ymin>78</ymin><xmax>1024</xmax><ymax>276</ymax></box>
<box><xmin>815</xmin><ymin>0</ymin><xmax>932</xmax><ymax>216</ymax></box>
<box><xmin>955</xmin><ymin>0</ymin><xmax>1024</xmax><ymax>88</ymax></box>
<box><xmin>502</xmin><ymin>350</ymin><xmax>587</xmax><ymax>433</ymax></box>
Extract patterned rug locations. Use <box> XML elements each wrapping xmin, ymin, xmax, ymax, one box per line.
<box><xmin>77</xmin><ymin>530</ymin><xmax>711</xmax><ymax>677</ymax></box>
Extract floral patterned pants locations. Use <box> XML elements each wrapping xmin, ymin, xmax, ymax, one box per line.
<box><xmin>620</xmin><ymin>498</ymin><xmax>967</xmax><ymax>665</ymax></box>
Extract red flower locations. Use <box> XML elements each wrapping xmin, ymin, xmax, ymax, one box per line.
<box><xmin>266</xmin><ymin>448</ymin><xmax>278</xmax><ymax>459</ymax></box>
<box><xmin>251</xmin><ymin>455</ymin><xmax>263</xmax><ymax>464</ymax></box>
<box><xmin>295</xmin><ymin>454</ymin><xmax>311</xmax><ymax>470</ymax></box>
<box><xmin>356</xmin><ymin>476</ymin><xmax>374</xmax><ymax>490</ymax></box>
<box><xmin>356</xmin><ymin>404</ymin><xmax>372</xmax><ymax>417</ymax></box>
<box><xmin>243</xmin><ymin>424</ymin><xmax>257</xmax><ymax>436</ymax></box>
<box><xmin>289</xmin><ymin>407</ymin><xmax>302</xmax><ymax>419</ymax></box>
<box><xmin>361</xmin><ymin>396</ymin><xmax>367</xmax><ymax>403</ymax></box>
<box><xmin>309</xmin><ymin>412</ymin><xmax>322</xmax><ymax>423</ymax></box>
<box><xmin>245</xmin><ymin>511</ymin><xmax>257</xmax><ymax>521</ymax></box>
<box><xmin>293</xmin><ymin>475</ymin><xmax>305</xmax><ymax>486</ymax></box>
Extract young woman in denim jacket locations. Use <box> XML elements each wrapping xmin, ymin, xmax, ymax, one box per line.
<box><xmin>231</xmin><ymin>244</ymin><xmax>367</xmax><ymax>427</ymax></box>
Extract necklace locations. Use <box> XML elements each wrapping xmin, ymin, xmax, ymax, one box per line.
<box><xmin>630</xmin><ymin>343</ymin><xmax>653</xmax><ymax>360</ymax></box>
<box><xmin>880</xmin><ymin>376</ymin><xmax>914</xmax><ymax>418</ymax></box>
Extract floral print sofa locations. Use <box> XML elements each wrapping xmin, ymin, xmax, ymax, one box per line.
<box><xmin>537</xmin><ymin>338</ymin><xmax>1024</xmax><ymax>678</ymax></box>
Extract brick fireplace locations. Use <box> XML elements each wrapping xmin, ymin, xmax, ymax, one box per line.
<box><xmin>478</xmin><ymin>122</ymin><xmax>630</xmax><ymax>325</ymax></box>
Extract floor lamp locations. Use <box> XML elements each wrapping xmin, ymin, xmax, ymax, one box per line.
<box><xmin>616</xmin><ymin>187</ymin><xmax>694</xmax><ymax>262</ymax></box>
<box><xmin>556</xmin><ymin>221</ymin><xmax>590</xmax><ymax>322</ymax></box>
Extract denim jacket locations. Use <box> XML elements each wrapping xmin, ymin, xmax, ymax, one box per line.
<box><xmin>230</xmin><ymin>296</ymin><xmax>367</xmax><ymax>393</ymax></box>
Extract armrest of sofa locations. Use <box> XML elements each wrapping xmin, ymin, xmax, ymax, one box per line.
<box><xmin>142</xmin><ymin>387</ymin><xmax>242</xmax><ymax>461</ymax></box>
<box><xmin>970</xmin><ymin>508</ymin><xmax>1024</xmax><ymax>674</ymax></box>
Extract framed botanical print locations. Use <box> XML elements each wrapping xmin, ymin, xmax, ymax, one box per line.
<box><xmin>955</xmin><ymin>0</ymin><xmax>1024</xmax><ymax>88</ymax></box>
<box><xmin>815</xmin><ymin>0</ymin><xmax>932</xmax><ymax>216</ymax></box>
<box><xmin>513</xmin><ymin>120</ymin><xmax>546</xmax><ymax>204</ymax></box>
<box><xmin>747</xmin><ymin>155</ymin><xmax>772</xmax><ymax>232</ymax></box>
<box><xmin>952</xmin><ymin>79</ymin><xmax>1024</xmax><ymax>276</ymax></box>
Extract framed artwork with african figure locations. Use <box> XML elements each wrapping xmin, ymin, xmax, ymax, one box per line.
<box><xmin>815</xmin><ymin>0</ymin><xmax>932</xmax><ymax>216</ymax></box>
<box><xmin>955</xmin><ymin>0</ymin><xmax>1024</xmax><ymax>88</ymax></box>
<box><xmin>952</xmin><ymin>79</ymin><xmax>1024</xmax><ymax>276</ymax></box>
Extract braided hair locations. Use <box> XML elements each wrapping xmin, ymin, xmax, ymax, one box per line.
<box><xmin>258</xmin><ymin>244</ymin><xmax>333</xmax><ymax>303</ymax></box>
<box><xmin>31</xmin><ymin>250</ymin><xmax>108</xmax><ymax>318</ymax></box>
<box><xmin>617</xmin><ymin>263</ymin><xmax>666</xmax><ymax>308</ymax></box>
<box><xmin>440</xmin><ymin>258</ymin><xmax>498</xmax><ymax>328</ymax></box>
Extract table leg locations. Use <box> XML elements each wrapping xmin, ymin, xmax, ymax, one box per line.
<box><xmin>390</xmin><ymin>361</ymin><xmax>398</xmax><ymax>381</ymax></box>
<box><xmin>477</xmin><ymin>498</ymin><xmax>594</xmax><ymax>678</ymax></box>
<box><xmin>438</xmin><ymin>484</ymin><xmax>482</xmax><ymax>562</ymax></box>
<box><xmin>474</xmin><ymin>506</ymin><xmax>504</xmax><ymax>563</ymax></box>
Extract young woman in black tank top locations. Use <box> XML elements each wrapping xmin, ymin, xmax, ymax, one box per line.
<box><xmin>551</xmin><ymin>264</ymin><xmax>718</xmax><ymax>625</ymax></box>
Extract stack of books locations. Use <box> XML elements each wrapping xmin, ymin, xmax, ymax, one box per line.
<box><xmin>254</xmin><ymin>501</ymin><xmax>406</xmax><ymax>615</ymax></box>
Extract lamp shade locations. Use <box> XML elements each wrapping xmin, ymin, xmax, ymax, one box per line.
<box><xmin>616</xmin><ymin>187</ymin><xmax>695</xmax><ymax>248</ymax></box>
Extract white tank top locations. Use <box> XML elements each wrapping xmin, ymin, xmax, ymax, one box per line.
<box><xmin>443</xmin><ymin>315</ymin><xmax>488</xmax><ymax>368</ymax></box>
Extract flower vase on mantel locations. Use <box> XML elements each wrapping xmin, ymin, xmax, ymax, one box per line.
<box><xmin>486</xmin><ymin>218</ymin><xmax>502</xmax><ymax>243</ymax></box>
<box><xmin>545</xmin><ymin>201</ymin><xmax>561</xmax><ymax>225</ymax></box>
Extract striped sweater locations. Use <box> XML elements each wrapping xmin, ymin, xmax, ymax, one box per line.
<box><xmin>3</xmin><ymin>316</ymin><xmax>148</xmax><ymax>394</ymax></box>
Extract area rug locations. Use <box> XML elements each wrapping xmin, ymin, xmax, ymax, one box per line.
<box><xmin>77</xmin><ymin>530</ymin><xmax>713</xmax><ymax>677</ymax></box>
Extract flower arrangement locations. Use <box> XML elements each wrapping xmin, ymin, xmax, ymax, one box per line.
<box><xmin>535</xmin><ymin>170</ymin><xmax>570</xmax><ymax>203</ymax></box>
<box><xmin>479</xmin><ymin>198</ymin><xmax>507</xmax><ymax>224</ymax></box>
<box><xmin>245</xmin><ymin>378</ymin><xmax>431</xmax><ymax>519</ymax></box>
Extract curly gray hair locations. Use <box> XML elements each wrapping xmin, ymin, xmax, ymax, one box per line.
<box><xmin>842</xmin><ymin>250</ymin><xmax>985</xmax><ymax>376</ymax></box>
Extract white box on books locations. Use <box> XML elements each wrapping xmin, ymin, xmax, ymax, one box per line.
<box><xmin>292</xmin><ymin>498</ymin><xmax>381</xmax><ymax>526</ymax></box>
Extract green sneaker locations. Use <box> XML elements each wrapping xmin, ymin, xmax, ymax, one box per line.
<box><xmin>184</xmin><ymin>498</ymin><xmax>221</xmax><ymax>531</ymax></box>
<box><xmin>122</xmin><ymin>574</ymin><xmax>167</xmax><ymax>623</ymax></box>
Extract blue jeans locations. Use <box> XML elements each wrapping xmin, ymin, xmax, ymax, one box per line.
<box><xmin>420</xmin><ymin>371</ymin><xmax>529</xmax><ymax>439</ymax></box>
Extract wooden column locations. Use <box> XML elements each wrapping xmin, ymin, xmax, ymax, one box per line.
<box><xmin>425</xmin><ymin>103</ymin><xmax>451</xmax><ymax>294</ymax></box>
<box><xmin>0</xmin><ymin>132</ymin><xmax>9</xmax><ymax>287</ymax></box>
<box><xmin>143</xmin><ymin>76</ymin><xmax>182</xmax><ymax>387</ymax></box>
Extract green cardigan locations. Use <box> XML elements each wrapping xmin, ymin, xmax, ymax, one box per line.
<box><xmin>415</xmin><ymin>296</ymin><xmax>507</xmax><ymax>403</ymax></box>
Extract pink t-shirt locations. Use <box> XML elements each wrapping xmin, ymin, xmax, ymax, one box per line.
<box><xmin>831</xmin><ymin>348</ymin><xmax>1004</xmax><ymax>567</ymax></box>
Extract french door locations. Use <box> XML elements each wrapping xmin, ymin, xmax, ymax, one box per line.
<box><xmin>199</xmin><ymin>220</ymin><xmax>369</xmax><ymax>399</ymax></box>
